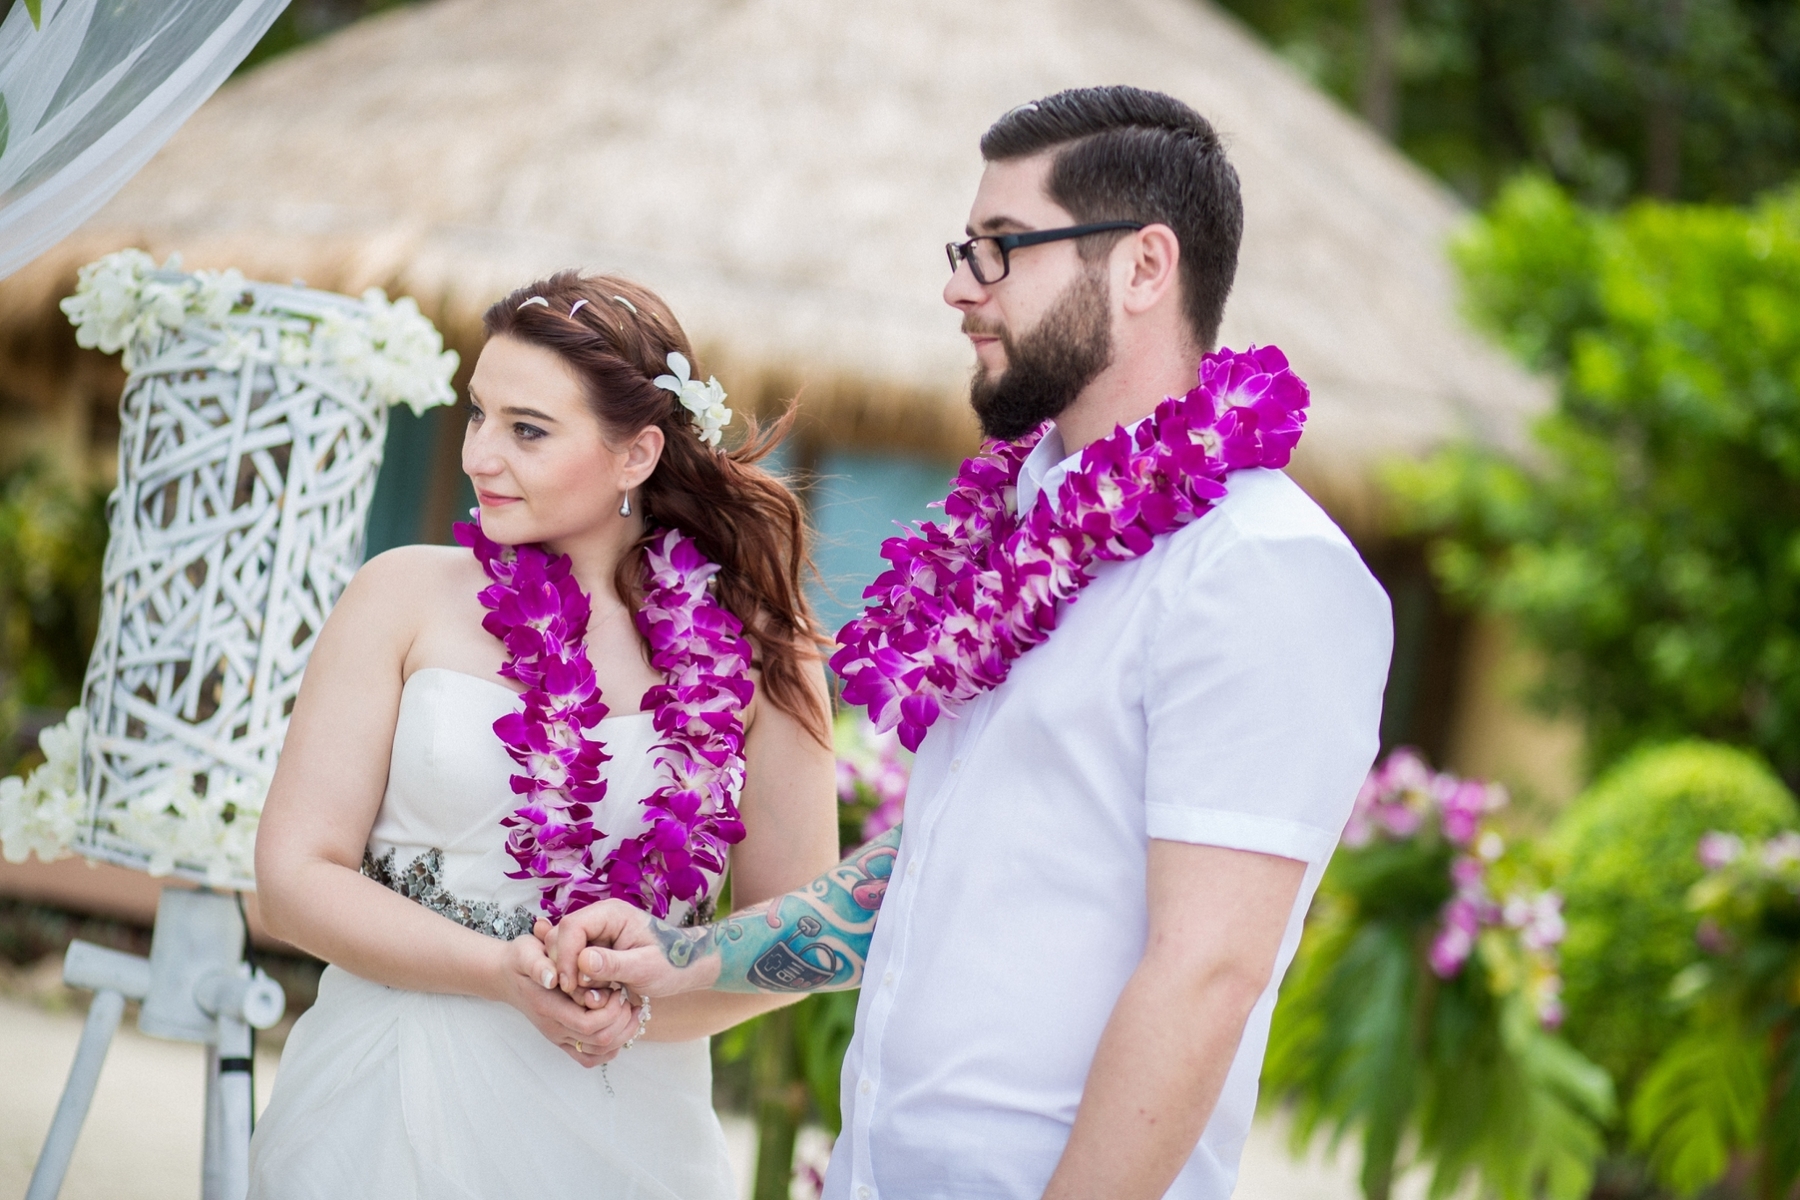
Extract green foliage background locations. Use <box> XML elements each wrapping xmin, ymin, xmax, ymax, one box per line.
<box><xmin>1626</xmin><ymin>824</ymin><xmax>1800</xmax><ymax>1198</ymax></box>
<box><xmin>1216</xmin><ymin>0</ymin><xmax>1800</xmax><ymax>205</ymax></box>
<box><xmin>1549</xmin><ymin>743</ymin><xmax>1799</xmax><ymax>1098</ymax></box>
<box><xmin>1390</xmin><ymin>176</ymin><xmax>1800</xmax><ymax>785</ymax></box>
<box><xmin>1266</xmin><ymin>820</ymin><xmax>1613</xmax><ymax>1200</ymax></box>
<box><xmin>0</xmin><ymin>462</ymin><xmax>107</xmax><ymax>778</ymax></box>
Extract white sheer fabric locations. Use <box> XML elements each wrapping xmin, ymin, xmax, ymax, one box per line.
<box><xmin>0</xmin><ymin>0</ymin><xmax>287</xmax><ymax>280</ymax></box>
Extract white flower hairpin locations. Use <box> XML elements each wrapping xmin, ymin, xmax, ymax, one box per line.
<box><xmin>653</xmin><ymin>352</ymin><xmax>732</xmax><ymax>448</ymax></box>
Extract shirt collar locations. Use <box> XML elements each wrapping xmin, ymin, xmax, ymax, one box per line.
<box><xmin>1015</xmin><ymin>417</ymin><xmax>1151</xmax><ymax>517</ymax></box>
<box><xmin>1015</xmin><ymin>425</ymin><xmax>1071</xmax><ymax>517</ymax></box>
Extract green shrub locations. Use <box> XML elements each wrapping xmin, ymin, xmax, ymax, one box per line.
<box><xmin>1551</xmin><ymin>742</ymin><xmax>1798</xmax><ymax>1096</ymax></box>
<box><xmin>1629</xmin><ymin>829</ymin><xmax>1800</xmax><ymax>1198</ymax></box>
<box><xmin>1267</xmin><ymin>751</ymin><xmax>1613</xmax><ymax>1200</ymax></box>
<box><xmin>0</xmin><ymin>461</ymin><xmax>107</xmax><ymax>776</ymax></box>
<box><xmin>1391</xmin><ymin>176</ymin><xmax>1800</xmax><ymax>782</ymax></box>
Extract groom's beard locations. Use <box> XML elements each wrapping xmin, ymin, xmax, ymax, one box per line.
<box><xmin>967</xmin><ymin>268</ymin><xmax>1114</xmax><ymax>442</ymax></box>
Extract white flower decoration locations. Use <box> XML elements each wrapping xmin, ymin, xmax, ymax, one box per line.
<box><xmin>0</xmin><ymin>707</ymin><xmax>263</xmax><ymax>885</ymax></box>
<box><xmin>60</xmin><ymin>251</ymin><xmax>457</xmax><ymax>415</ymax></box>
<box><xmin>312</xmin><ymin>289</ymin><xmax>460</xmax><ymax>416</ymax></box>
<box><xmin>277</xmin><ymin>331</ymin><xmax>312</xmax><ymax>367</ymax></box>
<box><xmin>653</xmin><ymin>352</ymin><xmax>732</xmax><ymax>448</ymax></box>
<box><xmin>60</xmin><ymin>251</ymin><xmax>249</xmax><ymax>371</ymax></box>
<box><xmin>0</xmin><ymin>710</ymin><xmax>87</xmax><ymax>865</ymax></box>
<box><xmin>110</xmin><ymin>768</ymin><xmax>264</xmax><ymax>887</ymax></box>
<box><xmin>210</xmin><ymin>327</ymin><xmax>270</xmax><ymax>373</ymax></box>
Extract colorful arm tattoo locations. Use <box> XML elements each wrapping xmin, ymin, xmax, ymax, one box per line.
<box><xmin>651</xmin><ymin>825</ymin><xmax>900</xmax><ymax>994</ymax></box>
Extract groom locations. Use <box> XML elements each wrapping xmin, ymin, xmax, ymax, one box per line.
<box><xmin>551</xmin><ymin>86</ymin><xmax>1393</xmax><ymax>1200</ymax></box>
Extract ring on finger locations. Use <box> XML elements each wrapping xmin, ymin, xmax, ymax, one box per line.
<box><xmin>575</xmin><ymin>1040</ymin><xmax>584</xmax><ymax>1054</ymax></box>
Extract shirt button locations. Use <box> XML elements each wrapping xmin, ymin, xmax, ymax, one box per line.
<box><xmin>883</xmin><ymin>971</ymin><xmax>894</xmax><ymax>987</ymax></box>
<box><xmin>859</xmin><ymin>1078</ymin><xmax>872</xmax><ymax>1095</ymax></box>
<box><xmin>950</xmin><ymin>758</ymin><xmax>963</xmax><ymax>772</ymax></box>
<box><xmin>906</xmin><ymin>861</ymin><xmax>918</xmax><ymax>878</ymax></box>
<box><xmin>858</xmin><ymin>1188</ymin><xmax>872</xmax><ymax>1200</ymax></box>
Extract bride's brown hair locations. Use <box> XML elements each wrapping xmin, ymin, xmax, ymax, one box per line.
<box><xmin>484</xmin><ymin>270</ymin><xmax>829</xmax><ymax>745</ymax></box>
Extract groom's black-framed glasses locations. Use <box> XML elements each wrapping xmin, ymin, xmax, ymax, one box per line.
<box><xmin>945</xmin><ymin>221</ymin><xmax>1146</xmax><ymax>285</ymax></box>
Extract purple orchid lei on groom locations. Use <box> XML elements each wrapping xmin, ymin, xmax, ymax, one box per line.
<box><xmin>830</xmin><ymin>344</ymin><xmax>1310</xmax><ymax>752</ymax></box>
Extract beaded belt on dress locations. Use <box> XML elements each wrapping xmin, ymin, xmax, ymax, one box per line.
<box><xmin>362</xmin><ymin>847</ymin><xmax>536</xmax><ymax>941</ymax></box>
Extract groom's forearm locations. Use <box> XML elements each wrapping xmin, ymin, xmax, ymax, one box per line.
<box><xmin>652</xmin><ymin>825</ymin><xmax>900</xmax><ymax>994</ymax></box>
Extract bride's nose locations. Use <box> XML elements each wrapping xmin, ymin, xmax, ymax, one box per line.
<box><xmin>462</xmin><ymin>420</ymin><xmax>506</xmax><ymax>483</ymax></box>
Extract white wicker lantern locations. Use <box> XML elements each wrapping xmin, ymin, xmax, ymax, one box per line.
<box><xmin>0</xmin><ymin>250</ymin><xmax>458</xmax><ymax>887</ymax></box>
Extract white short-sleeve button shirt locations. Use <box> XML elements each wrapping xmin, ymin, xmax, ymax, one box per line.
<box><xmin>822</xmin><ymin>431</ymin><xmax>1394</xmax><ymax>1200</ymax></box>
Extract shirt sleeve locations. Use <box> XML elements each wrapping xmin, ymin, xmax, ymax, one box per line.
<box><xmin>1142</xmin><ymin>521</ymin><xmax>1393</xmax><ymax>864</ymax></box>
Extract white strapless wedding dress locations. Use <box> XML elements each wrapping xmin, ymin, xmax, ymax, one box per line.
<box><xmin>248</xmin><ymin>668</ymin><xmax>735</xmax><ymax>1200</ymax></box>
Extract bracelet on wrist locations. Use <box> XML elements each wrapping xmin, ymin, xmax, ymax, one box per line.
<box><xmin>622</xmin><ymin>994</ymin><xmax>652</xmax><ymax>1050</ymax></box>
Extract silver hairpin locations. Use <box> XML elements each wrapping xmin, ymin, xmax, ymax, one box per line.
<box><xmin>611</xmin><ymin>295</ymin><xmax>638</xmax><ymax>314</ymax></box>
<box><xmin>568</xmin><ymin>299</ymin><xmax>590</xmax><ymax>319</ymax></box>
<box><xmin>518</xmin><ymin>296</ymin><xmax>550</xmax><ymax>310</ymax></box>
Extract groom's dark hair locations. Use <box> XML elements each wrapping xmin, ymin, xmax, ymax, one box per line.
<box><xmin>981</xmin><ymin>86</ymin><xmax>1243</xmax><ymax>349</ymax></box>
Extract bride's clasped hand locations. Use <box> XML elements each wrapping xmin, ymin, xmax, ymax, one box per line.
<box><xmin>541</xmin><ymin>898</ymin><xmax>721</xmax><ymax>1004</ymax></box>
<box><xmin>505</xmin><ymin>922</ymin><xmax>640</xmax><ymax>1065</ymax></box>
<box><xmin>540</xmin><ymin>904</ymin><xmax>675</xmax><ymax>1000</ymax></box>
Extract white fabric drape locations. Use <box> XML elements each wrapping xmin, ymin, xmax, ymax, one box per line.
<box><xmin>0</xmin><ymin>0</ymin><xmax>288</xmax><ymax>280</ymax></box>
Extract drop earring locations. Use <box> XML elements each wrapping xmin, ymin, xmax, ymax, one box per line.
<box><xmin>619</xmin><ymin>492</ymin><xmax>632</xmax><ymax>518</ymax></box>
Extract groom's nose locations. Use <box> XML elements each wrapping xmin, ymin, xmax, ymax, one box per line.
<box><xmin>944</xmin><ymin>256</ymin><xmax>988</xmax><ymax>311</ymax></box>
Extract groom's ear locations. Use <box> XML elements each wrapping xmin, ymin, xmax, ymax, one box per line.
<box><xmin>1115</xmin><ymin>224</ymin><xmax>1182</xmax><ymax>319</ymax></box>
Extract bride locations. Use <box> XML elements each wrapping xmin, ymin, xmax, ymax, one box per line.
<box><xmin>248</xmin><ymin>271</ymin><xmax>839</xmax><ymax>1198</ymax></box>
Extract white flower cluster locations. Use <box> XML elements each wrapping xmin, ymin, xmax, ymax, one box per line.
<box><xmin>653</xmin><ymin>352</ymin><xmax>733</xmax><ymax>448</ymax></box>
<box><xmin>316</xmin><ymin>289</ymin><xmax>461</xmax><ymax>416</ymax></box>
<box><xmin>60</xmin><ymin>250</ymin><xmax>245</xmax><ymax>371</ymax></box>
<box><xmin>0</xmin><ymin>708</ymin><xmax>263</xmax><ymax>886</ymax></box>
<box><xmin>110</xmin><ymin>769</ymin><xmax>263</xmax><ymax>887</ymax></box>
<box><xmin>60</xmin><ymin>251</ymin><xmax>458</xmax><ymax>415</ymax></box>
<box><xmin>0</xmin><ymin>711</ymin><xmax>87</xmax><ymax>865</ymax></box>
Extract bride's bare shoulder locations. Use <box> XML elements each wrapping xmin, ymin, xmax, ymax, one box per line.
<box><xmin>359</xmin><ymin>543</ymin><xmax>480</xmax><ymax>584</ymax></box>
<box><xmin>330</xmin><ymin>544</ymin><xmax>484</xmax><ymax>628</ymax></box>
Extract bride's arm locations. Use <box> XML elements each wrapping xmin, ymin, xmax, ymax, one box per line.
<box><xmin>255</xmin><ymin>549</ymin><xmax>636</xmax><ymax>1064</ymax></box>
<box><xmin>618</xmin><ymin>653</ymin><xmax>842</xmax><ymax>1042</ymax></box>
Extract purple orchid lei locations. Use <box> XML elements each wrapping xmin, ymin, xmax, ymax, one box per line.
<box><xmin>830</xmin><ymin>345</ymin><xmax>1309</xmax><ymax>751</ymax></box>
<box><xmin>454</xmin><ymin>519</ymin><xmax>752</xmax><ymax>921</ymax></box>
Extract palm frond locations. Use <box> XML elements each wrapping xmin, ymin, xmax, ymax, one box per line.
<box><xmin>1630</xmin><ymin>1025</ymin><xmax>1764</xmax><ymax>1196</ymax></box>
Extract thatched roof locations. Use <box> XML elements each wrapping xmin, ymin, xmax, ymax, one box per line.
<box><xmin>0</xmin><ymin>0</ymin><xmax>1548</xmax><ymax>531</ymax></box>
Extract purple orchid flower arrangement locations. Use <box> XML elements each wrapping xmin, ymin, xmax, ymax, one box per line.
<box><xmin>456</xmin><ymin>519</ymin><xmax>751</xmax><ymax>922</ymax></box>
<box><xmin>830</xmin><ymin>345</ymin><xmax>1309</xmax><ymax>752</ymax></box>
<box><xmin>1346</xmin><ymin>748</ymin><xmax>1568</xmax><ymax>1027</ymax></box>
